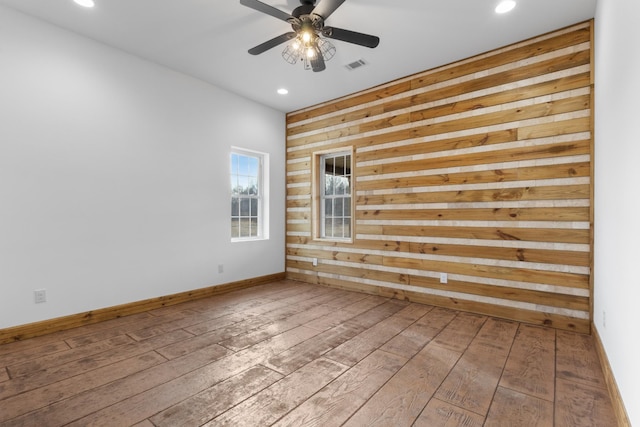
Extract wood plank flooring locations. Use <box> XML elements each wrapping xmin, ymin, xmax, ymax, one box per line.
<box><xmin>0</xmin><ymin>280</ymin><xmax>616</xmax><ymax>426</ymax></box>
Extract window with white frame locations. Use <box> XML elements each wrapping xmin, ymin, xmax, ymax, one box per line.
<box><xmin>230</xmin><ymin>149</ymin><xmax>267</xmax><ymax>241</ymax></box>
<box><xmin>319</xmin><ymin>151</ymin><xmax>352</xmax><ymax>240</ymax></box>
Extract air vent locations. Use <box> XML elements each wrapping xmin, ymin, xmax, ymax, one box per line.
<box><xmin>345</xmin><ymin>59</ymin><xmax>367</xmax><ymax>71</ymax></box>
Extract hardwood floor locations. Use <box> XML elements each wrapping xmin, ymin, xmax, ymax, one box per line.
<box><xmin>0</xmin><ymin>280</ymin><xmax>616</xmax><ymax>426</ymax></box>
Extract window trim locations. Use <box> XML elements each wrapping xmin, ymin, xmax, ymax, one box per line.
<box><xmin>312</xmin><ymin>147</ymin><xmax>354</xmax><ymax>243</ymax></box>
<box><xmin>230</xmin><ymin>147</ymin><xmax>269</xmax><ymax>242</ymax></box>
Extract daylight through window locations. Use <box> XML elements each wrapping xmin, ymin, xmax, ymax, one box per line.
<box><xmin>231</xmin><ymin>150</ymin><xmax>263</xmax><ymax>240</ymax></box>
<box><xmin>320</xmin><ymin>151</ymin><xmax>352</xmax><ymax>240</ymax></box>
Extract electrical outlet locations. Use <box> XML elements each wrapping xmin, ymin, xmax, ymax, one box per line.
<box><xmin>34</xmin><ymin>289</ymin><xmax>47</xmax><ymax>304</ymax></box>
<box><xmin>218</xmin><ymin>264</ymin><xmax>224</xmax><ymax>274</ymax></box>
<box><xmin>312</xmin><ymin>258</ymin><xmax>318</xmax><ymax>267</ymax></box>
<box><xmin>440</xmin><ymin>273</ymin><xmax>448</xmax><ymax>284</ymax></box>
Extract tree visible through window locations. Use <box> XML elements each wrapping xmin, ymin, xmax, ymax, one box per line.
<box><xmin>320</xmin><ymin>152</ymin><xmax>352</xmax><ymax>240</ymax></box>
<box><xmin>231</xmin><ymin>151</ymin><xmax>262</xmax><ymax>240</ymax></box>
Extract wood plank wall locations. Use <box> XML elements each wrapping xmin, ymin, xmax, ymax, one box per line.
<box><xmin>285</xmin><ymin>22</ymin><xmax>593</xmax><ymax>333</ymax></box>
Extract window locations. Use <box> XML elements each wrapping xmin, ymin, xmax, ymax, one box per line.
<box><xmin>318</xmin><ymin>151</ymin><xmax>352</xmax><ymax>240</ymax></box>
<box><xmin>230</xmin><ymin>149</ymin><xmax>268</xmax><ymax>241</ymax></box>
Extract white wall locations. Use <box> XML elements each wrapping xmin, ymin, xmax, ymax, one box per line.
<box><xmin>594</xmin><ymin>0</ymin><xmax>640</xmax><ymax>424</ymax></box>
<box><xmin>0</xmin><ymin>6</ymin><xmax>286</xmax><ymax>329</ymax></box>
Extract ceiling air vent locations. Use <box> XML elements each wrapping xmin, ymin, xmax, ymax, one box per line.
<box><xmin>345</xmin><ymin>59</ymin><xmax>367</xmax><ymax>71</ymax></box>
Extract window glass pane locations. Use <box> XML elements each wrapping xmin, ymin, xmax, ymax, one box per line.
<box><xmin>231</xmin><ymin>154</ymin><xmax>239</xmax><ymax>175</ymax></box>
<box><xmin>332</xmin><ymin>218</ymin><xmax>340</xmax><ymax>238</ymax></box>
<box><xmin>240</xmin><ymin>198</ymin><xmax>250</xmax><ymax>216</ymax></box>
<box><xmin>325</xmin><ymin>218</ymin><xmax>334</xmax><ymax>237</ymax></box>
<box><xmin>338</xmin><ymin>218</ymin><xmax>345</xmax><ymax>238</ymax></box>
<box><xmin>334</xmin><ymin>155</ymin><xmax>345</xmax><ymax>175</ymax></box>
<box><xmin>334</xmin><ymin>198</ymin><xmax>343</xmax><ymax>217</ymax></box>
<box><xmin>231</xmin><ymin>217</ymin><xmax>240</xmax><ymax>237</ymax></box>
<box><xmin>325</xmin><ymin>156</ymin><xmax>335</xmax><ymax>175</ymax></box>
<box><xmin>335</xmin><ymin>176</ymin><xmax>347</xmax><ymax>195</ymax></box>
<box><xmin>239</xmin><ymin>155</ymin><xmax>249</xmax><ymax>176</ymax></box>
<box><xmin>250</xmin><ymin>218</ymin><xmax>258</xmax><ymax>237</ymax></box>
<box><xmin>324</xmin><ymin>175</ymin><xmax>333</xmax><ymax>196</ymax></box>
<box><xmin>248</xmin><ymin>157</ymin><xmax>259</xmax><ymax>177</ymax></box>
<box><xmin>325</xmin><ymin>198</ymin><xmax>332</xmax><ymax>216</ymax></box>
<box><xmin>341</xmin><ymin>218</ymin><xmax>351</xmax><ymax>238</ymax></box>
<box><xmin>250</xmin><ymin>199</ymin><xmax>258</xmax><ymax>216</ymax></box>
<box><xmin>248</xmin><ymin>178</ymin><xmax>258</xmax><ymax>195</ymax></box>
<box><xmin>344</xmin><ymin>197</ymin><xmax>351</xmax><ymax>215</ymax></box>
<box><xmin>231</xmin><ymin>197</ymin><xmax>239</xmax><ymax>216</ymax></box>
<box><xmin>239</xmin><ymin>218</ymin><xmax>250</xmax><ymax>237</ymax></box>
<box><xmin>231</xmin><ymin>176</ymin><xmax>239</xmax><ymax>194</ymax></box>
<box><xmin>237</xmin><ymin>176</ymin><xmax>249</xmax><ymax>195</ymax></box>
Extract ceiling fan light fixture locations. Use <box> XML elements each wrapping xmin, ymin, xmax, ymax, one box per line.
<box><xmin>317</xmin><ymin>38</ymin><xmax>336</xmax><ymax>61</ymax></box>
<box><xmin>73</xmin><ymin>0</ymin><xmax>95</xmax><ymax>8</ymax></box>
<box><xmin>282</xmin><ymin>32</ymin><xmax>334</xmax><ymax>70</ymax></box>
<box><xmin>282</xmin><ymin>42</ymin><xmax>301</xmax><ymax>64</ymax></box>
<box><xmin>495</xmin><ymin>0</ymin><xmax>516</xmax><ymax>14</ymax></box>
<box><xmin>283</xmin><ymin>37</ymin><xmax>335</xmax><ymax>70</ymax></box>
<box><xmin>306</xmin><ymin>47</ymin><xmax>316</xmax><ymax>58</ymax></box>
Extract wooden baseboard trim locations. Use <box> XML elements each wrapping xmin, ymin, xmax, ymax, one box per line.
<box><xmin>591</xmin><ymin>323</ymin><xmax>631</xmax><ymax>427</ymax></box>
<box><xmin>0</xmin><ymin>272</ymin><xmax>286</xmax><ymax>345</ymax></box>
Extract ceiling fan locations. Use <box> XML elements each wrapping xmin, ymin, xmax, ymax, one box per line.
<box><xmin>239</xmin><ymin>0</ymin><xmax>380</xmax><ymax>72</ymax></box>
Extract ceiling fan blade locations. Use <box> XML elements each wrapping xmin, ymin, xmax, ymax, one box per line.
<box><xmin>240</xmin><ymin>0</ymin><xmax>297</xmax><ymax>23</ymax></box>
<box><xmin>248</xmin><ymin>32</ymin><xmax>297</xmax><ymax>55</ymax></box>
<box><xmin>322</xmin><ymin>26</ymin><xmax>380</xmax><ymax>48</ymax></box>
<box><xmin>311</xmin><ymin>0</ymin><xmax>346</xmax><ymax>20</ymax></box>
<box><xmin>310</xmin><ymin>49</ymin><xmax>326</xmax><ymax>72</ymax></box>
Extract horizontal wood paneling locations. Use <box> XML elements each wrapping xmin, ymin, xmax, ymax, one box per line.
<box><xmin>356</xmin><ymin>162</ymin><xmax>590</xmax><ymax>191</ymax></box>
<box><xmin>285</xmin><ymin>22</ymin><xmax>593</xmax><ymax>332</ymax></box>
<box><xmin>287</xmin><ymin>28</ymin><xmax>590</xmax><ymax>125</ymax></box>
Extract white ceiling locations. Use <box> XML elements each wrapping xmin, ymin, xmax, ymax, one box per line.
<box><xmin>0</xmin><ymin>0</ymin><xmax>596</xmax><ymax>112</ymax></box>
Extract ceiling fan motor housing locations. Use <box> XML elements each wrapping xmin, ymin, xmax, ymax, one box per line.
<box><xmin>292</xmin><ymin>4</ymin><xmax>316</xmax><ymax>19</ymax></box>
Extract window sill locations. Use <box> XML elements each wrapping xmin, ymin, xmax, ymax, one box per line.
<box><xmin>314</xmin><ymin>237</ymin><xmax>354</xmax><ymax>244</ymax></box>
<box><xmin>231</xmin><ymin>237</ymin><xmax>269</xmax><ymax>243</ymax></box>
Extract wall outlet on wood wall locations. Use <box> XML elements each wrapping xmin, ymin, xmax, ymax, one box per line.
<box><xmin>440</xmin><ymin>273</ymin><xmax>448</xmax><ymax>284</ymax></box>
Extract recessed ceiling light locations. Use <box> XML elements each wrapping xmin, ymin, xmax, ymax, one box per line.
<box><xmin>74</xmin><ymin>0</ymin><xmax>95</xmax><ymax>8</ymax></box>
<box><xmin>495</xmin><ymin>0</ymin><xmax>516</xmax><ymax>14</ymax></box>
<box><xmin>277</xmin><ymin>88</ymin><xmax>289</xmax><ymax>95</ymax></box>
